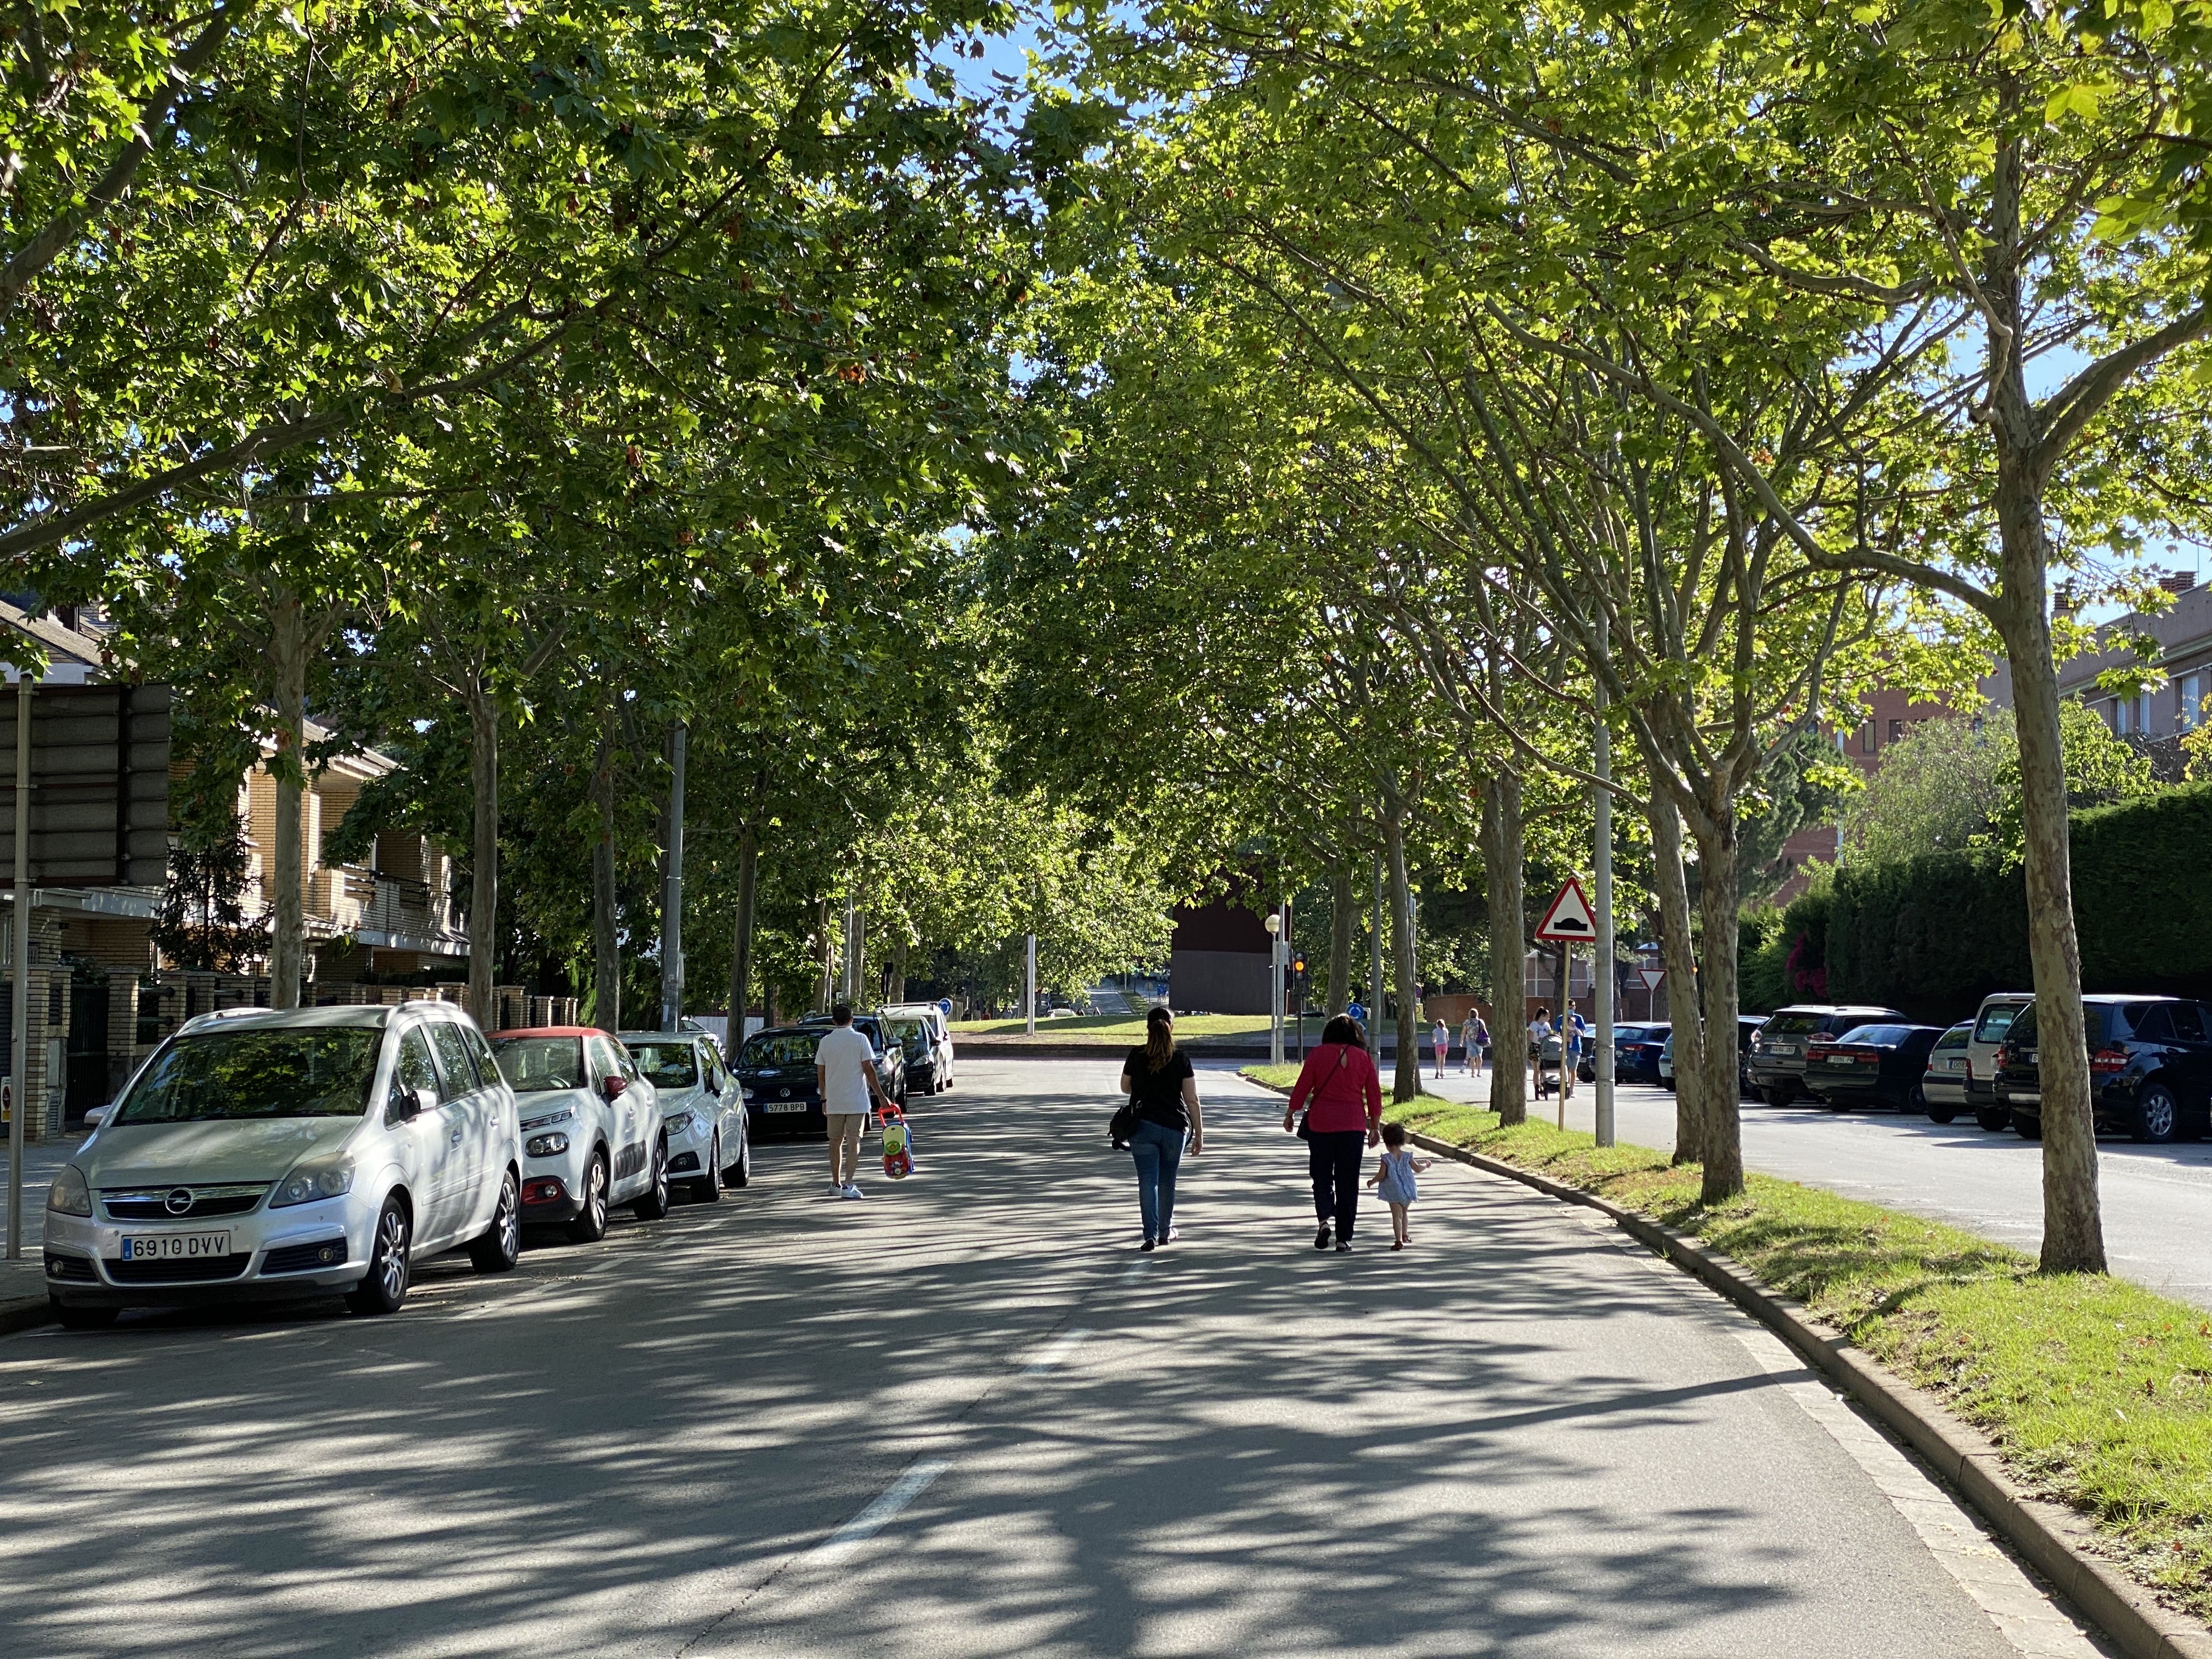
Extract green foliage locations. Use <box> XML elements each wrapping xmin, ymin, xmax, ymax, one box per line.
<box><xmin>1976</xmin><ymin>701</ymin><xmax>2160</xmax><ymax>866</ymax></box>
<box><xmin>1844</xmin><ymin>713</ymin><xmax>2017</xmax><ymax>865</ymax></box>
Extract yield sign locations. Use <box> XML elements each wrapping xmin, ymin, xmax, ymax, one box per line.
<box><xmin>1638</xmin><ymin>966</ymin><xmax>1666</xmax><ymax>991</ymax></box>
<box><xmin>1534</xmin><ymin>878</ymin><xmax>1598</xmax><ymax>943</ymax></box>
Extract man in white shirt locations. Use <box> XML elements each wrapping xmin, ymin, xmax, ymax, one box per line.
<box><xmin>1527</xmin><ymin>1006</ymin><xmax>1554</xmax><ymax>1097</ymax></box>
<box><xmin>816</xmin><ymin>1002</ymin><xmax>891</xmax><ymax>1198</ymax></box>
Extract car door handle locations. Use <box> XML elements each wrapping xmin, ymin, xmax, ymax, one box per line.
<box><xmin>450</xmin><ymin>1127</ymin><xmax>463</xmax><ymax>1146</ymax></box>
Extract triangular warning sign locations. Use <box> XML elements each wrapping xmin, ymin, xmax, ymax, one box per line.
<box><xmin>1534</xmin><ymin>878</ymin><xmax>1598</xmax><ymax>943</ymax></box>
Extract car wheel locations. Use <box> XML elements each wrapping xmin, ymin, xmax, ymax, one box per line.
<box><xmin>1926</xmin><ymin>1101</ymin><xmax>1957</xmax><ymax>1124</ymax></box>
<box><xmin>692</xmin><ymin>1133</ymin><xmax>724</xmax><ymax>1203</ymax></box>
<box><xmin>633</xmin><ymin>1138</ymin><xmax>670</xmax><ymax>1221</ymax></box>
<box><xmin>346</xmin><ymin>1197</ymin><xmax>412</xmax><ymax>1317</ymax></box>
<box><xmin>1905</xmin><ymin>1082</ymin><xmax>1926</xmax><ymax>1115</ymax></box>
<box><xmin>469</xmin><ymin>1169</ymin><xmax>522</xmax><ymax>1272</ymax></box>
<box><xmin>2135</xmin><ymin>1082</ymin><xmax>2181</xmax><ymax>1144</ymax></box>
<box><xmin>1762</xmin><ymin>1086</ymin><xmax>1796</xmax><ymax>1108</ymax></box>
<box><xmin>724</xmin><ymin>1125</ymin><xmax>750</xmax><ymax>1188</ymax></box>
<box><xmin>51</xmin><ymin>1297</ymin><xmax>118</xmax><ymax>1329</ymax></box>
<box><xmin>2014</xmin><ymin>1112</ymin><xmax>2043</xmax><ymax>1141</ymax></box>
<box><xmin>1974</xmin><ymin>1106</ymin><xmax>2011</xmax><ymax>1132</ymax></box>
<box><xmin>567</xmin><ymin>1152</ymin><xmax>610</xmax><ymax>1244</ymax></box>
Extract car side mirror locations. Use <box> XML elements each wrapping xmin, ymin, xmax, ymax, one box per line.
<box><xmin>83</xmin><ymin>1105</ymin><xmax>109</xmax><ymax>1128</ymax></box>
<box><xmin>389</xmin><ymin>1086</ymin><xmax>430</xmax><ymax>1124</ymax></box>
<box><xmin>602</xmin><ymin>1075</ymin><xmax>628</xmax><ymax>1101</ymax></box>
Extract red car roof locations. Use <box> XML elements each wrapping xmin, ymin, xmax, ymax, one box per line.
<box><xmin>490</xmin><ymin>1026</ymin><xmax>610</xmax><ymax>1040</ymax></box>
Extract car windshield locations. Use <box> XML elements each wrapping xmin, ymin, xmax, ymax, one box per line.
<box><xmin>887</xmin><ymin>1018</ymin><xmax>928</xmax><ymax>1049</ymax></box>
<box><xmin>741</xmin><ymin>1032</ymin><xmax>821</xmax><ymax>1067</ymax></box>
<box><xmin>112</xmin><ymin>1026</ymin><xmax>381</xmax><ymax>1124</ymax></box>
<box><xmin>491</xmin><ymin>1037</ymin><xmax>585</xmax><ymax>1093</ymax></box>
<box><xmin>1767</xmin><ymin>1013</ymin><xmax>1829</xmax><ymax>1036</ymax></box>
<box><xmin>628</xmin><ymin>1042</ymin><xmax>699</xmax><ymax>1088</ymax></box>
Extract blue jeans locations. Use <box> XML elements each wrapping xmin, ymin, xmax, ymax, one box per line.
<box><xmin>1130</xmin><ymin>1118</ymin><xmax>1185</xmax><ymax>1240</ymax></box>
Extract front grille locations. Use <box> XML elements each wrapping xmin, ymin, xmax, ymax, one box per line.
<box><xmin>44</xmin><ymin>1252</ymin><xmax>97</xmax><ymax>1282</ymax></box>
<box><xmin>101</xmin><ymin>1184</ymin><xmax>267</xmax><ymax>1221</ymax></box>
<box><xmin>668</xmin><ymin>1151</ymin><xmax>701</xmax><ymax>1173</ymax></box>
<box><xmin>106</xmin><ymin>1254</ymin><xmax>252</xmax><ymax>1284</ymax></box>
<box><xmin>261</xmin><ymin>1238</ymin><xmax>349</xmax><ymax>1275</ymax></box>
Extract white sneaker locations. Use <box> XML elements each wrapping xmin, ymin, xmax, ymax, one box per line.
<box><xmin>827</xmin><ymin>1182</ymin><xmax>848</xmax><ymax>1197</ymax></box>
<box><xmin>842</xmin><ymin>1183</ymin><xmax>866</xmax><ymax>1199</ymax></box>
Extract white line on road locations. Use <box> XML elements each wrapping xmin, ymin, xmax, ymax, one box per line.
<box><xmin>809</xmin><ymin>1460</ymin><xmax>950</xmax><ymax>1566</ymax></box>
<box><xmin>1024</xmin><ymin>1326</ymin><xmax>1092</xmax><ymax>1374</ymax></box>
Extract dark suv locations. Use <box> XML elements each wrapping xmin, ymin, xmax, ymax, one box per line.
<box><xmin>1745</xmin><ymin>1005</ymin><xmax>1910</xmax><ymax>1105</ymax></box>
<box><xmin>1995</xmin><ymin>995</ymin><xmax>2212</xmax><ymax>1143</ymax></box>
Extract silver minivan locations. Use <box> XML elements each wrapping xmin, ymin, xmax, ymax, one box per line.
<box><xmin>43</xmin><ymin>1002</ymin><xmax>522</xmax><ymax>1326</ymax></box>
<box><xmin>1966</xmin><ymin>992</ymin><xmax>2034</xmax><ymax>1131</ymax></box>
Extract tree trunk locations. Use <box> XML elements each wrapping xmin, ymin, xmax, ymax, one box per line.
<box><xmin>815</xmin><ymin>896</ymin><xmax>833</xmax><ymax>1013</ymax></box>
<box><xmin>267</xmin><ymin>588</ymin><xmax>308</xmax><ymax>1009</ymax></box>
<box><xmin>1384</xmin><ymin>792</ymin><xmax>1420</xmax><ymax>1103</ymax></box>
<box><xmin>1686</xmin><ymin>795</ymin><xmax>1744</xmax><ymax>1205</ymax></box>
<box><xmin>1481</xmin><ymin>771</ymin><xmax>1528</xmax><ymax>1126</ymax></box>
<box><xmin>592</xmin><ymin>697</ymin><xmax>619</xmax><ymax>1034</ymax></box>
<box><xmin>889</xmin><ymin>938</ymin><xmax>908</xmax><ymax>1004</ymax></box>
<box><xmin>464</xmin><ymin>682</ymin><xmax>499</xmax><ymax>1032</ymax></box>
<box><xmin>725</xmin><ymin>820</ymin><xmax>758</xmax><ymax>1043</ymax></box>
<box><xmin>1645</xmin><ymin>788</ymin><xmax>1706</xmax><ymax>1164</ymax></box>
<box><xmin>2001</xmin><ymin>546</ymin><xmax>2104</xmax><ymax>1271</ymax></box>
<box><xmin>1984</xmin><ymin>132</ymin><xmax>2104</xmax><ymax>1275</ymax></box>
<box><xmin>1326</xmin><ymin>863</ymin><xmax>1355</xmax><ymax>1016</ymax></box>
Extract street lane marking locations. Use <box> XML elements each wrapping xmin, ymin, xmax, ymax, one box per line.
<box><xmin>1024</xmin><ymin>1327</ymin><xmax>1091</xmax><ymax>1374</ymax></box>
<box><xmin>809</xmin><ymin>1459</ymin><xmax>949</xmax><ymax>1566</ymax></box>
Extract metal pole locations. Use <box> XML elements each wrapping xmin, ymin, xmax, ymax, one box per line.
<box><xmin>1024</xmin><ymin>932</ymin><xmax>1036</xmax><ymax>1035</ymax></box>
<box><xmin>1369</xmin><ymin>848</ymin><xmax>1385</xmax><ymax>1068</ymax></box>
<box><xmin>1289</xmin><ymin>896</ymin><xmax>1302</xmax><ymax>1063</ymax></box>
<box><xmin>7</xmin><ymin>675</ymin><xmax>30</xmax><ymax>1261</ymax></box>
<box><xmin>842</xmin><ymin>896</ymin><xmax>857</xmax><ymax>1002</ymax></box>
<box><xmin>1268</xmin><ymin>907</ymin><xmax>1285</xmax><ymax>1066</ymax></box>
<box><xmin>1595</xmin><ymin>618</ymin><xmax>1616</xmax><ymax>1148</ymax></box>
<box><xmin>660</xmin><ymin>721</ymin><xmax>686</xmax><ymax>1031</ymax></box>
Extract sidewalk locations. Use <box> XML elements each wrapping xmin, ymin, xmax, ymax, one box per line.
<box><xmin>0</xmin><ymin>1140</ymin><xmax>70</xmax><ymax>1330</ymax></box>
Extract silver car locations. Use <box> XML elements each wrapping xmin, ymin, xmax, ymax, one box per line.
<box><xmin>620</xmin><ymin>1029</ymin><xmax>749</xmax><ymax>1200</ymax></box>
<box><xmin>1920</xmin><ymin>1022</ymin><xmax>1974</xmax><ymax>1122</ymax></box>
<box><xmin>42</xmin><ymin>1002</ymin><xmax>523</xmax><ymax>1326</ymax></box>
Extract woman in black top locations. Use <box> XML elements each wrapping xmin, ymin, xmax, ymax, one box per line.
<box><xmin>1120</xmin><ymin>1005</ymin><xmax>1204</xmax><ymax>1251</ymax></box>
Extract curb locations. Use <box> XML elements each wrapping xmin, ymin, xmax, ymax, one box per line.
<box><xmin>0</xmin><ymin>1292</ymin><xmax>53</xmax><ymax>1336</ymax></box>
<box><xmin>1400</xmin><ymin>1124</ymin><xmax>2212</xmax><ymax>1659</ymax></box>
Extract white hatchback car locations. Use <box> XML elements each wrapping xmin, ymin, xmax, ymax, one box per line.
<box><xmin>620</xmin><ymin>1028</ymin><xmax>749</xmax><ymax>1200</ymax></box>
<box><xmin>489</xmin><ymin>1026</ymin><xmax>667</xmax><ymax>1240</ymax></box>
<box><xmin>882</xmin><ymin>1001</ymin><xmax>954</xmax><ymax>1093</ymax></box>
<box><xmin>43</xmin><ymin>1002</ymin><xmax>522</xmax><ymax>1327</ymax></box>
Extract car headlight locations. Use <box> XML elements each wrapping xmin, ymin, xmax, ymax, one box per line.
<box><xmin>526</xmin><ymin>1131</ymin><xmax>571</xmax><ymax>1157</ymax></box>
<box><xmin>47</xmin><ymin>1165</ymin><xmax>92</xmax><ymax>1217</ymax></box>
<box><xmin>270</xmin><ymin>1156</ymin><xmax>355</xmax><ymax>1209</ymax></box>
<box><xmin>520</xmin><ymin>1104</ymin><xmax>576</xmax><ymax>1132</ymax></box>
<box><xmin>664</xmin><ymin>1111</ymin><xmax>696</xmax><ymax>1137</ymax></box>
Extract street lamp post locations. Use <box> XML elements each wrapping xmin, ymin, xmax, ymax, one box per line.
<box><xmin>1595</xmin><ymin>617</ymin><xmax>1615</xmax><ymax>1148</ymax></box>
<box><xmin>1264</xmin><ymin>909</ymin><xmax>1284</xmax><ymax>1066</ymax></box>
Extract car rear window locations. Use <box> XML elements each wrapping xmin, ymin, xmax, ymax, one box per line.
<box><xmin>1766</xmin><ymin>1013</ymin><xmax>1828</xmax><ymax>1036</ymax></box>
<box><xmin>492</xmin><ymin>1037</ymin><xmax>585</xmax><ymax>1093</ymax></box>
<box><xmin>2009</xmin><ymin>1004</ymin><xmax>2134</xmax><ymax>1046</ymax></box>
<box><xmin>114</xmin><ymin>1026</ymin><xmax>381</xmax><ymax>1124</ymax></box>
<box><xmin>1973</xmin><ymin>1001</ymin><xmax>2026</xmax><ymax>1043</ymax></box>
<box><xmin>629</xmin><ymin>1042</ymin><xmax>699</xmax><ymax>1088</ymax></box>
<box><xmin>741</xmin><ymin>1032</ymin><xmax>821</xmax><ymax>1067</ymax></box>
<box><xmin>1934</xmin><ymin>1026</ymin><xmax>1970</xmax><ymax>1050</ymax></box>
<box><xmin>1834</xmin><ymin>1025</ymin><xmax>1907</xmax><ymax>1045</ymax></box>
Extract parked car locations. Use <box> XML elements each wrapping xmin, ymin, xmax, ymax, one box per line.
<box><xmin>1996</xmin><ymin>995</ymin><xmax>2212</xmax><ymax>1143</ymax></box>
<box><xmin>1576</xmin><ymin>1023</ymin><xmax>1666</xmax><ymax>1084</ymax></box>
<box><xmin>490</xmin><ymin>1026</ymin><xmax>668</xmax><ymax>1240</ymax></box>
<box><xmin>795</xmin><ymin>1012</ymin><xmax>907</xmax><ymax>1108</ymax></box>
<box><xmin>882</xmin><ymin>1001</ymin><xmax>955</xmax><ymax>1093</ymax></box>
<box><xmin>1965</xmin><ymin>992</ymin><xmax>2033</xmax><ymax>1131</ymax></box>
<box><xmin>1920</xmin><ymin>1022</ymin><xmax>1975</xmax><ymax>1122</ymax></box>
<box><xmin>621</xmin><ymin>1028</ymin><xmax>750</xmax><ymax>1200</ymax></box>
<box><xmin>882</xmin><ymin>1012</ymin><xmax>945</xmax><ymax>1096</ymax></box>
<box><xmin>1745</xmin><ymin>1005</ymin><xmax>1911</xmax><ymax>1105</ymax></box>
<box><xmin>1616</xmin><ymin>1024</ymin><xmax>1669</xmax><ymax>1086</ymax></box>
<box><xmin>733</xmin><ymin>1025</ymin><xmax>831</xmax><ymax>1137</ymax></box>
<box><xmin>1803</xmin><ymin>1023</ymin><xmax>1946</xmax><ymax>1111</ymax></box>
<box><xmin>1657</xmin><ymin>1017</ymin><xmax>1764</xmax><ymax>1097</ymax></box>
<box><xmin>44</xmin><ymin>1003</ymin><xmax>523</xmax><ymax>1326</ymax></box>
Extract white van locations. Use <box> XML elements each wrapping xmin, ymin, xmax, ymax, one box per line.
<box><xmin>1965</xmin><ymin>992</ymin><xmax>2034</xmax><ymax>1131</ymax></box>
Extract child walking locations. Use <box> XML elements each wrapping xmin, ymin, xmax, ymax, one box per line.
<box><xmin>1367</xmin><ymin>1122</ymin><xmax>1435</xmax><ymax>1250</ymax></box>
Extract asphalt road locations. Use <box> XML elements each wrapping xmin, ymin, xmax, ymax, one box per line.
<box><xmin>0</xmin><ymin>1060</ymin><xmax>2115</xmax><ymax>1659</ymax></box>
<box><xmin>1394</xmin><ymin>1061</ymin><xmax>2212</xmax><ymax>1308</ymax></box>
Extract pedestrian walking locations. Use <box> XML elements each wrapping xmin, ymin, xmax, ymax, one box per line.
<box><xmin>1460</xmin><ymin>1010</ymin><xmax>1484</xmax><ymax>1077</ymax></box>
<box><xmin>1562</xmin><ymin>1010</ymin><xmax>1587</xmax><ymax>1100</ymax></box>
<box><xmin>1431</xmin><ymin>1015</ymin><xmax>1451</xmax><ymax>1080</ymax></box>
<box><xmin>1120</xmin><ymin>1005</ymin><xmax>1204</xmax><ymax>1252</ymax></box>
<box><xmin>815</xmin><ymin>1002</ymin><xmax>891</xmax><ymax>1199</ymax></box>
<box><xmin>1282</xmin><ymin>1013</ymin><xmax>1384</xmax><ymax>1252</ymax></box>
<box><xmin>1367</xmin><ymin>1122</ymin><xmax>1435</xmax><ymax>1250</ymax></box>
<box><xmin>1527</xmin><ymin>1005</ymin><xmax>1553</xmax><ymax>1097</ymax></box>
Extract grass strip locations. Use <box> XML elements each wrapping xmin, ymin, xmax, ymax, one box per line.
<box><xmin>955</xmin><ymin>1013</ymin><xmax>1326</xmax><ymax>1044</ymax></box>
<box><xmin>1239</xmin><ymin>1064</ymin><xmax>2212</xmax><ymax>1621</ymax></box>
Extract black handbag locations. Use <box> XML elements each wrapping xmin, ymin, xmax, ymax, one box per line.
<box><xmin>1110</xmin><ymin>1099</ymin><xmax>1137</xmax><ymax>1148</ymax></box>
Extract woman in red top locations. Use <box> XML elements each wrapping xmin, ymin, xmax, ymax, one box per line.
<box><xmin>1282</xmin><ymin>1014</ymin><xmax>1385</xmax><ymax>1251</ymax></box>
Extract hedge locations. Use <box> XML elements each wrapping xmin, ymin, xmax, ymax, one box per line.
<box><xmin>1768</xmin><ymin>778</ymin><xmax>2212</xmax><ymax>1025</ymax></box>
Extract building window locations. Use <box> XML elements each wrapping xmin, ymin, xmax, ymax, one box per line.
<box><xmin>2183</xmin><ymin>674</ymin><xmax>2203</xmax><ymax>731</ymax></box>
<box><xmin>2140</xmin><ymin>691</ymin><xmax>2155</xmax><ymax>734</ymax></box>
<box><xmin>1888</xmin><ymin>718</ymin><xmax>1905</xmax><ymax>743</ymax></box>
<box><xmin>1859</xmin><ymin>721</ymin><xmax>1876</xmax><ymax>755</ymax></box>
<box><xmin>2117</xmin><ymin>698</ymin><xmax>2133</xmax><ymax>735</ymax></box>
